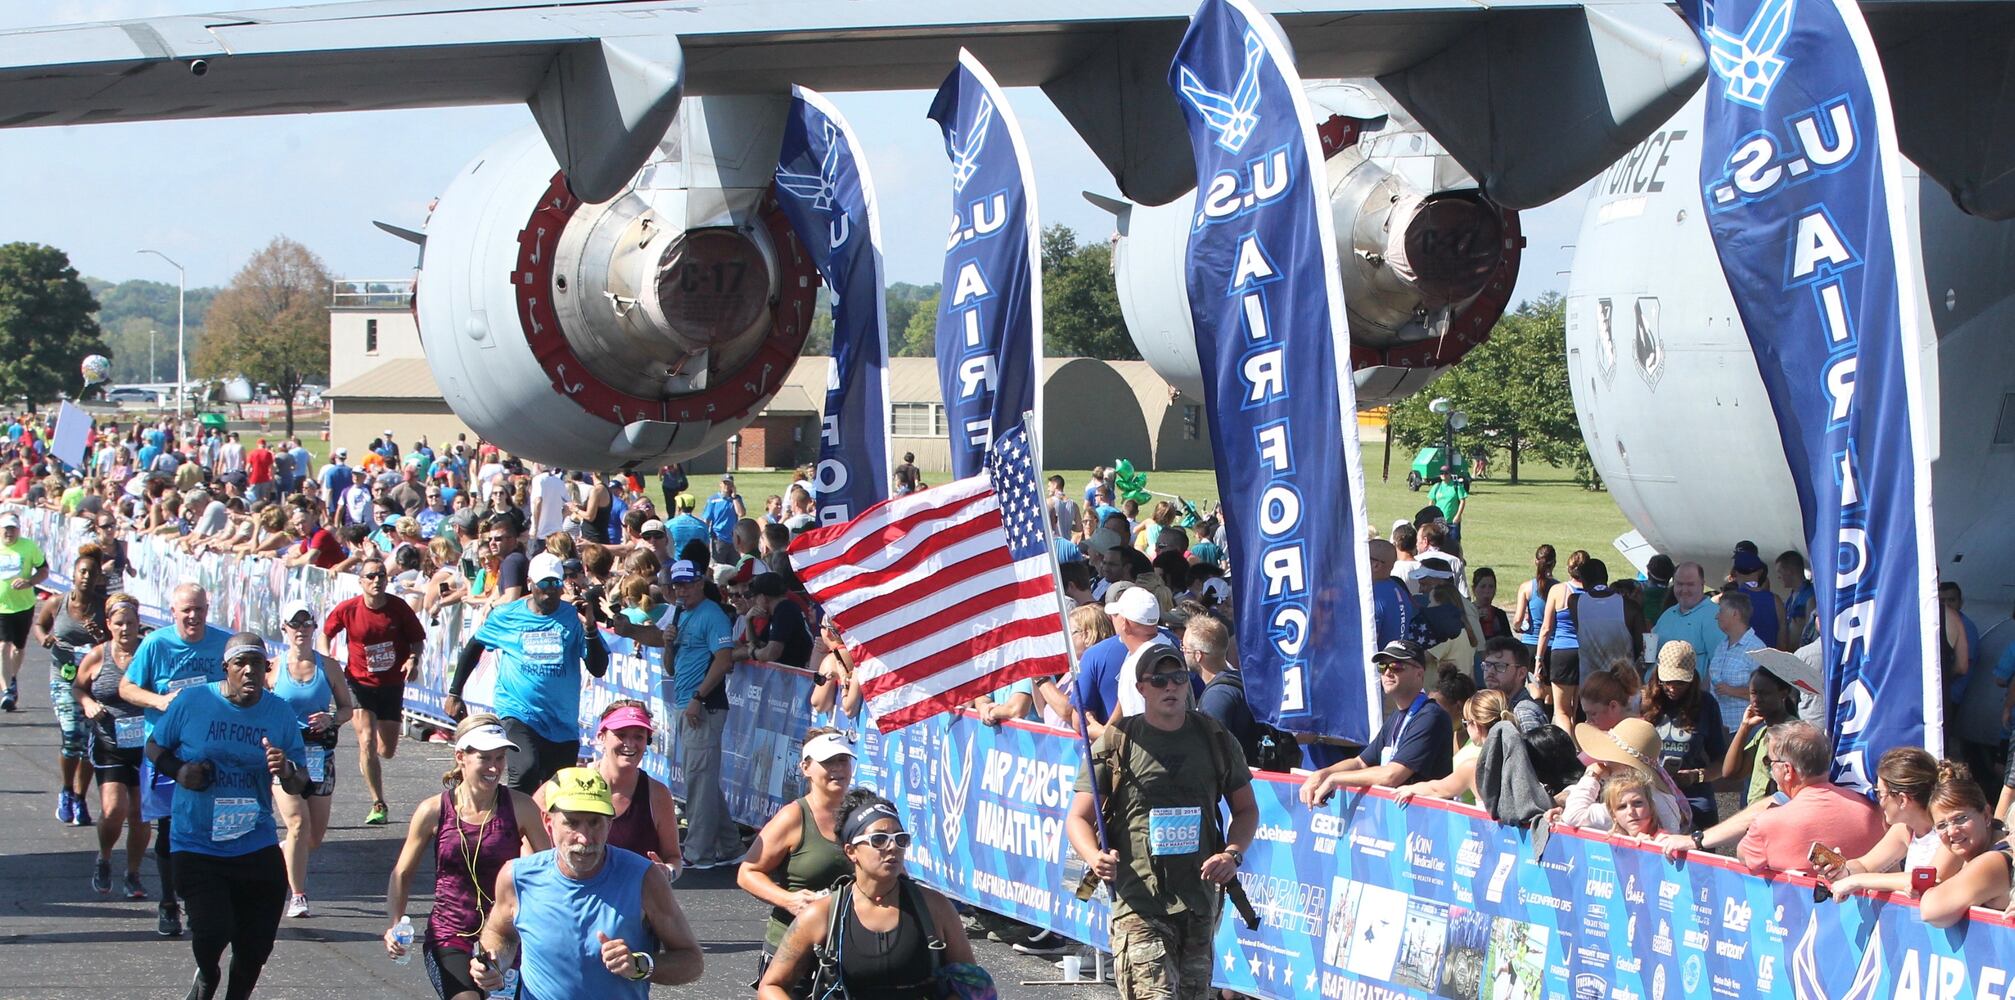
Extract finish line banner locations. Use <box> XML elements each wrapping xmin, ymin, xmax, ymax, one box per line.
<box><xmin>31</xmin><ymin>507</ymin><xmax>2015</xmax><ymax>997</ymax></box>
<box><xmin>775</xmin><ymin>86</ymin><xmax>891</xmax><ymax>525</ymax></box>
<box><xmin>928</xmin><ymin>50</ymin><xmax>1042</xmax><ymax>477</ymax></box>
<box><xmin>1681</xmin><ymin>0</ymin><xmax>1941</xmax><ymax>775</ymax></box>
<box><xmin>1169</xmin><ymin>0</ymin><xmax>1379</xmax><ymax>742</ymax></box>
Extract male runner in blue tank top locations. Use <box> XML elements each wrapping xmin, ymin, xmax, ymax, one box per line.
<box><xmin>472</xmin><ymin>768</ymin><xmax>702</xmax><ymax>998</ymax></box>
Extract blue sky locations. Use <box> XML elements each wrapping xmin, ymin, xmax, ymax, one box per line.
<box><xmin>0</xmin><ymin>0</ymin><xmax>1588</xmax><ymax>301</ymax></box>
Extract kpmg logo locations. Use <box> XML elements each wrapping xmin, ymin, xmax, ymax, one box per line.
<box><xmin>1703</xmin><ymin>0</ymin><xmax>1794</xmax><ymax>109</ymax></box>
<box><xmin>946</xmin><ymin>95</ymin><xmax>995</xmax><ymax>194</ymax></box>
<box><xmin>938</xmin><ymin>730</ymin><xmax>975</xmax><ymax>852</ymax></box>
<box><xmin>777</xmin><ymin>121</ymin><xmax>843</xmax><ymax>213</ymax></box>
<box><xmin>1176</xmin><ymin>29</ymin><xmax>1265</xmax><ymax>153</ymax></box>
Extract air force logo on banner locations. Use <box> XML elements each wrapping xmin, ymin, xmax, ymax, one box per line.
<box><xmin>947</xmin><ymin>96</ymin><xmax>995</xmax><ymax>193</ymax></box>
<box><xmin>776</xmin><ymin>121</ymin><xmax>843</xmax><ymax>213</ymax></box>
<box><xmin>1703</xmin><ymin>0</ymin><xmax>1794</xmax><ymax>108</ymax></box>
<box><xmin>1177</xmin><ymin>29</ymin><xmax>1265</xmax><ymax>153</ymax></box>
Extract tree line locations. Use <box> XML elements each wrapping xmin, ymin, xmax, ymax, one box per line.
<box><xmin>0</xmin><ymin>237</ymin><xmax>331</xmax><ymax>434</ymax></box>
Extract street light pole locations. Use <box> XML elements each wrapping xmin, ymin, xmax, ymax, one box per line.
<box><xmin>136</xmin><ymin>249</ymin><xmax>186</xmax><ymax>418</ymax></box>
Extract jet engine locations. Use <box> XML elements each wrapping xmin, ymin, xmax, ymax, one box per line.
<box><xmin>414</xmin><ymin>96</ymin><xmax>818</xmax><ymax>468</ymax></box>
<box><xmin>1104</xmin><ymin>97</ymin><xmax>1522</xmax><ymax>408</ymax></box>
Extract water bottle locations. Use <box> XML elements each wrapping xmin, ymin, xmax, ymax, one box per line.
<box><xmin>391</xmin><ymin>916</ymin><xmax>414</xmax><ymax>965</ymax></box>
<box><xmin>487</xmin><ymin>968</ymin><xmax>519</xmax><ymax>1000</ymax></box>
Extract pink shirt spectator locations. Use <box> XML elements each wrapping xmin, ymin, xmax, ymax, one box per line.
<box><xmin>1738</xmin><ymin>781</ymin><xmax>1887</xmax><ymax>872</ymax></box>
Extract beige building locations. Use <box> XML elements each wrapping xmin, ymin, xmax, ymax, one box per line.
<box><xmin>321</xmin><ymin>279</ymin><xmax>1212</xmax><ymax>473</ymax></box>
<box><xmin>321</xmin><ymin>280</ymin><xmax>476</xmax><ymax>457</ymax></box>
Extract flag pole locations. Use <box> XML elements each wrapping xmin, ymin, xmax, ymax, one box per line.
<box><xmin>1017</xmin><ymin>410</ymin><xmax>1111</xmax><ymax>857</ymax></box>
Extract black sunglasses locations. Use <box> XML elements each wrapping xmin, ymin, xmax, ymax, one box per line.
<box><xmin>1142</xmin><ymin>671</ymin><xmax>1191</xmax><ymax>689</ymax></box>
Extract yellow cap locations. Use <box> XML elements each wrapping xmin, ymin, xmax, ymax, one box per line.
<box><xmin>542</xmin><ymin>767</ymin><xmax>614</xmax><ymax>816</ymax></box>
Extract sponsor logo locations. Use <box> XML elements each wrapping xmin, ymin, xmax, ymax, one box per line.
<box><xmin>1254</xmin><ymin>824</ymin><xmax>1298</xmax><ymax>845</ymax></box>
<box><xmin>1575</xmin><ymin>973</ymin><xmax>1609</xmax><ymax>1000</ymax></box>
<box><xmin>1683</xmin><ymin>954</ymin><xmax>1704</xmax><ymax>994</ymax></box>
<box><xmin>1455</xmin><ymin>836</ymin><xmax>1485</xmax><ymax>878</ymax></box>
<box><xmin>1406</xmin><ymin>832</ymin><xmax>1445</xmax><ymax>874</ymax></box>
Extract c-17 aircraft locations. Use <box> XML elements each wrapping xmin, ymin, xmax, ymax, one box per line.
<box><xmin>0</xmin><ymin>0</ymin><xmax>1708</xmax><ymax>463</ymax></box>
<box><xmin>1</xmin><ymin>0</ymin><xmax>2007</xmax><ymax>605</ymax></box>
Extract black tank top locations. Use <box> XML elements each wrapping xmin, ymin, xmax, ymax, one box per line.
<box><xmin>584</xmin><ymin>485</ymin><xmax>612</xmax><ymax>541</ymax></box>
<box><xmin>840</xmin><ymin>883</ymin><xmax>938</xmax><ymax>998</ymax></box>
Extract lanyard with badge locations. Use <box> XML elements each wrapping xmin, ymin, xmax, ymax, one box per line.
<box><xmin>1382</xmin><ymin>693</ymin><xmax>1430</xmax><ymax>767</ymax></box>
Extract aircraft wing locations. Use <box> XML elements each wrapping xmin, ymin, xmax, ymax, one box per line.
<box><xmin>0</xmin><ymin>0</ymin><xmax>1708</xmax><ymax>207</ymax></box>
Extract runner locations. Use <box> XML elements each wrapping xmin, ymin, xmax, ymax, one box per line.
<box><xmin>36</xmin><ymin>548</ymin><xmax>107</xmax><ymax>826</ymax></box>
<box><xmin>471</xmin><ymin>768</ymin><xmax>704</xmax><ymax>996</ymax></box>
<box><xmin>758</xmin><ymin>790</ymin><xmax>981</xmax><ymax>1000</ymax></box>
<box><xmin>445</xmin><ymin>553</ymin><xmax>609</xmax><ymax>792</ymax></box>
<box><xmin>72</xmin><ymin>593</ymin><xmax>151</xmax><ymax>898</ymax></box>
<box><xmin>321</xmin><ymin>554</ymin><xmax>428</xmax><ymax>825</ymax></box>
<box><xmin>146</xmin><ymin>631</ymin><xmax>308</xmax><ymax>1000</ymax></box>
<box><xmin>737</xmin><ymin>728</ymin><xmax>856</xmax><ymax>979</ymax></box>
<box><xmin>0</xmin><ymin>511</ymin><xmax>49</xmax><ymax>711</ymax></box>
<box><xmin>270</xmin><ymin>600</ymin><xmax>356</xmax><ymax>917</ymax></box>
<box><xmin>1069</xmin><ymin>647</ymin><xmax>1256</xmax><ymax>1000</ymax></box>
<box><xmin>543</xmin><ymin>700</ymin><xmax>682</xmax><ymax>874</ymax></box>
<box><xmin>119</xmin><ymin>582</ymin><xmax>230</xmax><ymax>938</ymax></box>
<box><xmin>384</xmin><ymin>714</ymin><xmax>551</xmax><ymax>1000</ymax></box>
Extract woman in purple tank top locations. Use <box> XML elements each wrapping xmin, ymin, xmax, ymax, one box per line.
<box><xmin>537</xmin><ymin>700</ymin><xmax>683</xmax><ymax>877</ymax></box>
<box><xmin>384</xmin><ymin>714</ymin><xmax>550</xmax><ymax>999</ymax></box>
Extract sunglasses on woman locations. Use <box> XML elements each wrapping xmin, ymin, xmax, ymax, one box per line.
<box><xmin>849</xmin><ymin>831</ymin><xmax>912</xmax><ymax>851</ymax></box>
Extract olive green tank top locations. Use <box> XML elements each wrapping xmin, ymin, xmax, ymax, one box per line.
<box><xmin>763</xmin><ymin>797</ymin><xmax>851</xmax><ymax>950</ymax></box>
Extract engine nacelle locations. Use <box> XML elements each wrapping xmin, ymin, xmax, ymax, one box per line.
<box><xmin>1108</xmin><ymin>111</ymin><xmax>1522</xmax><ymax>408</ymax></box>
<box><xmin>416</xmin><ymin>96</ymin><xmax>818</xmax><ymax>468</ymax></box>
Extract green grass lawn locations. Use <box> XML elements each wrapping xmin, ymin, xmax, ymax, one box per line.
<box><xmin>719</xmin><ymin>460</ymin><xmax>1633</xmax><ymax>607</ymax></box>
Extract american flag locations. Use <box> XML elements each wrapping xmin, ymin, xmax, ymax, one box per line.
<box><xmin>787</xmin><ymin>424</ymin><xmax>1069</xmax><ymax>731</ymax></box>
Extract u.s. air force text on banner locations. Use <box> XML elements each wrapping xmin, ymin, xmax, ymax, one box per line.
<box><xmin>19</xmin><ymin>504</ymin><xmax>2015</xmax><ymax>999</ymax></box>
<box><xmin>1169</xmin><ymin>0</ymin><xmax>1378</xmax><ymax>742</ymax></box>
<box><xmin>927</xmin><ymin>50</ymin><xmax>1041</xmax><ymax>478</ymax></box>
<box><xmin>1680</xmin><ymin>0</ymin><xmax>1941</xmax><ymax>775</ymax></box>
<box><xmin>774</xmin><ymin>87</ymin><xmax>891</xmax><ymax>526</ymax></box>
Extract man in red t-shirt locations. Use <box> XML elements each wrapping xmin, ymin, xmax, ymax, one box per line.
<box><xmin>321</xmin><ymin>554</ymin><xmax>427</xmax><ymax>824</ymax></box>
<box><xmin>245</xmin><ymin>438</ymin><xmax>276</xmax><ymax>503</ymax></box>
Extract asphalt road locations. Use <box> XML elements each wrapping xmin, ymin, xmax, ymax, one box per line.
<box><xmin>0</xmin><ymin>644</ymin><xmax>1113</xmax><ymax>999</ymax></box>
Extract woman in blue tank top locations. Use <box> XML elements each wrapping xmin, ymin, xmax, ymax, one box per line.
<box><xmin>267</xmin><ymin>601</ymin><xmax>354</xmax><ymax>918</ymax></box>
<box><xmin>1536</xmin><ymin>550</ymin><xmax>1591</xmax><ymax>732</ymax></box>
<box><xmin>1513</xmin><ymin>545</ymin><xmax>1557</xmax><ymax>648</ymax></box>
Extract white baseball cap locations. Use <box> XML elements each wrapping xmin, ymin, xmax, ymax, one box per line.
<box><xmin>528</xmin><ymin>552</ymin><xmax>566</xmax><ymax>585</ymax></box>
<box><xmin>802</xmin><ymin>732</ymin><xmax>856</xmax><ymax>763</ymax></box>
<box><xmin>456</xmin><ymin>723</ymin><xmax>519</xmax><ymax>753</ymax></box>
<box><xmin>281</xmin><ymin>599</ymin><xmax>314</xmax><ymax>626</ymax></box>
<box><xmin>1105</xmin><ymin>585</ymin><xmax>1161</xmax><ymax>627</ymax></box>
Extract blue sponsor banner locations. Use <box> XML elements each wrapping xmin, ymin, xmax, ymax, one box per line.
<box><xmin>1679</xmin><ymin>0</ymin><xmax>1941</xmax><ymax>774</ymax></box>
<box><xmin>775</xmin><ymin>87</ymin><xmax>891</xmax><ymax>525</ymax></box>
<box><xmin>927</xmin><ymin>50</ymin><xmax>1042</xmax><ymax>478</ymax></box>
<box><xmin>33</xmin><ymin>507</ymin><xmax>2015</xmax><ymax>997</ymax></box>
<box><xmin>1168</xmin><ymin>0</ymin><xmax>1378</xmax><ymax>741</ymax></box>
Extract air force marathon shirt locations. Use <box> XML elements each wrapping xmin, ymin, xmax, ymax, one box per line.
<box><xmin>474</xmin><ymin>598</ymin><xmax>588</xmax><ymax>743</ymax></box>
<box><xmin>151</xmin><ymin>681</ymin><xmax>307</xmax><ymax>857</ymax></box>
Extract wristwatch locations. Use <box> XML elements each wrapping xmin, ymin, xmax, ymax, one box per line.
<box><xmin>1690</xmin><ymin>830</ymin><xmax>1706</xmax><ymax>850</ymax></box>
<box><xmin>630</xmin><ymin>952</ymin><xmax>654</xmax><ymax>981</ymax></box>
<box><xmin>1223</xmin><ymin>846</ymin><xmax>1244</xmax><ymax>868</ymax></box>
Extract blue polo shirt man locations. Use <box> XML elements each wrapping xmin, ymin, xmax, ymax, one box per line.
<box><xmin>1298</xmin><ymin>640</ymin><xmax>1453</xmax><ymax>806</ymax></box>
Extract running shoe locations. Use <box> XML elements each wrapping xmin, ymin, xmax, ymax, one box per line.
<box><xmin>123</xmin><ymin>872</ymin><xmax>146</xmax><ymax>900</ymax></box>
<box><xmin>56</xmin><ymin>789</ymin><xmax>75</xmax><ymax>825</ymax></box>
<box><xmin>91</xmin><ymin>859</ymin><xmax>110</xmax><ymax>895</ymax></box>
<box><xmin>1013</xmin><ymin>929</ymin><xmax>1072</xmax><ymax>957</ymax></box>
<box><xmin>286</xmin><ymin>893</ymin><xmax>310</xmax><ymax>918</ymax></box>
<box><xmin>157</xmin><ymin>903</ymin><xmax>183</xmax><ymax>938</ymax></box>
<box><xmin>71</xmin><ymin>795</ymin><xmax>92</xmax><ymax>827</ymax></box>
<box><xmin>365</xmin><ymin>802</ymin><xmax>389</xmax><ymax>825</ymax></box>
<box><xmin>1</xmin><ymin>682</ymin><xmax>16</xmax><ymax>712</ymax></box>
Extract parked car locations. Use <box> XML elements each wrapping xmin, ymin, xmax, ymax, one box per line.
<box><xmin>104</xmin><ymin>386</ymin><xmax>160</xmax><ymax>404</ymax></box>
